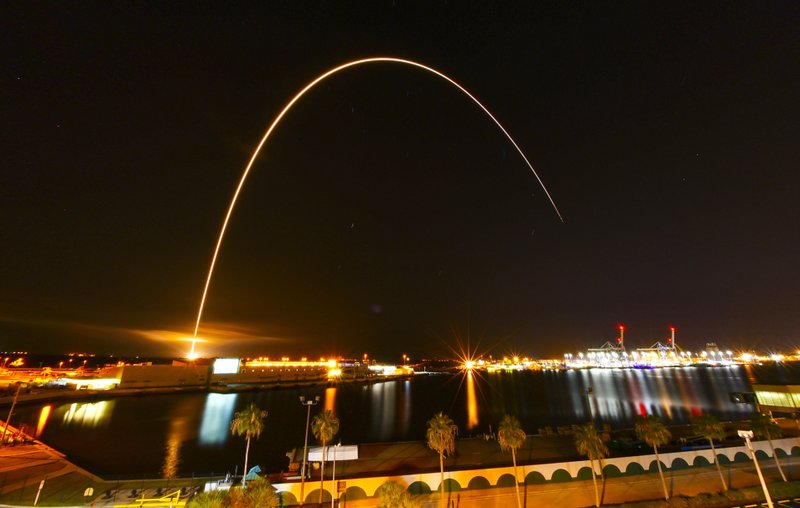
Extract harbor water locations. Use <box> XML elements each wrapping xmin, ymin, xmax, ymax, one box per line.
<box><xmin>13</xmin><ymin>364</ymin><xmax>792</xmax><ymax>478</ymax></box>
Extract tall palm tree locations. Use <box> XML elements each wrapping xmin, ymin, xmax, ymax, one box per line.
<box><xmin>230</xmin><ymin>403</ymin><xmax>268</xmax><ymax>487</ymax></box>
<box><xmin>574</xmin><ymin>422</ymin><xmax>609</xmax><ymax>507</ymax></box>
<box><xmin>311</xmin><ymin>409</ymin><xmax>340</xmax><ymax>503</ymax></box>
<box><xmin>634</xmin><ymin>415</ymin><xmax>672</xmax><ymax>500</ymax></box>
<box><xmin>691</xmin><ymin>413</ymin><xmax>728</xmax><ymax>491</ymax></box>
<box><xmin>750</xmin><ymin>412</ymin><xmax>787</xmax><ymax>482</ymax></box>
<box><xmin>497</xmin><ymin>414</ymin><xmax>526</xmax><ymax>508</ymax></box>
<box><xmin>426</xmin><ymin>412</ymin><xmax>458</xmax><ymax>508</ymax></box>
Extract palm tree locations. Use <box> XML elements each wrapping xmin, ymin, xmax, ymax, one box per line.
<box><xmin>230</xmin><ymin>403</ymin><xmax>268</xmax><ymax>487</ymax></box>
<box><xmin>426</xmin><ymin>412</ymin><xmax>458</xmax><ymax>508</ymax></box>
<box><xmin>634</xmin><ymin>415</ymin><xmax>672</xmax><ymax>500</ymax></box>
<box><xmin>311</xmin><ymin>409</ymin><xmax>340</xmax><ymax>503</ymax></box>
<box><xmin>574</xmin><ymin>422</ymin><xmax>609</xmax><ymax>507</ymax></box>
<box><xmin>497</xmin><ymin>414</ymin><xmax>526</xmax><ymax>508</ymax></box>
<box><xmin>750</xmin><ymin>412</ymin><xmax>787</xmax><ymax>482</ymax></box>
<box><xmin>691</xmin><ymin>413</ymin><xmax>728</xmax><ymax>491</ymax></box>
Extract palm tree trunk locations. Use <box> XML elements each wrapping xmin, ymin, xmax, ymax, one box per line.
<box><xmin>440</xmin><ymin>452</ymin><xmax>445</xmax><ymax>508</ymax></box>
<box><xmin>590</xmin><ymin>457</ymin><xmax>600</xmax><ymax>507</ymax></box>
<box><xmin>242</xmin><ymin>435</ymin><xmax>250</xmax><ymax>487</ymax></box>
<box><xmin>599</xmin><ymin>457</ymin><xmax>606</xmax><ymax>505</ymax></box>
<box><xmin>654</xmin><ymin>445</ymin><xmax>669</xmax><ymax>500</ymax></box>
<box><xmin>767</xmin><ymin>437</ymin><xmax>787</xmax><ymax>482</ymax></box>
<box><xmin>319</xmin><ymin>442</ymin><xmax>327</xmax><ymax>503</ymax></box>
<box><xmin>709</xmin><ymin>439</ymin><xmax>728</xmax><ymax>490</ymax></box>
<box><xmin>512</xmin><ymin>448</ymin><xmax>521</xmax><ymax>508</ymax></box>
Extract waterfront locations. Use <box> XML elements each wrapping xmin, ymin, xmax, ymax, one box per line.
<box><xmin>11</xmin><ymin>365</ymin><xmax>775</xmax><ymax>478</ymax></box>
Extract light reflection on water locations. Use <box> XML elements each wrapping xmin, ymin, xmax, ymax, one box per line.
<box><xmin>324</xmin><ymin>387</ymin><xmax>336</xmax><ymax>413</ymax></box>
<box><xmin>370</xmin><ymin>381</ymin><xmax>397</xmax><ymax>439</ymax></box>
<box><xmin>466</xmin><ymin>370</ymin><xmax>478</xmax><ymax>430</ymax></box>
<box><xmin>15</xmin><ymin>365</ymin><xmax>763</xmax><ymax>477</ymax></box>
<box><xmin>198</xmin><ymin>393</ymin><xmax>238</xmax><ymax>445</ymax></box>
<box><xmin>36</xmin><ymin>405</ymin><xmax>51</xmax><ymax>437</ymax></box>
<box><xmin>568</xmin><ymin>367</ymin><xmax>753</xmax><ymax>425</ymax></box>
<box><xmin>61</xmin><ymin>401</ymin><xmax>115</xmax><ymax>427</ymax></box>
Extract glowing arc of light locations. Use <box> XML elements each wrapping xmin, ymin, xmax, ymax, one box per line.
<box><xmin>193</xmin><ymin>56</ymin><xmax>563</xmax><ymax>338</ymax></box>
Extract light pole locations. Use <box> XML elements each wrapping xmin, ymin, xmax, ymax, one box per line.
<box><xmin>738</xmin><ymin>430</ymin><xmax>773</xmax><ymax>508</ymax></box>
<box><xmin>299</xmin><ymin>395</ymin><xmax>320</xmax><ymax>505</ymax></box>
<box><xmin>330</xmin><ymin>440</ymin><xmax>341</xmax><ymax>508</ymax></box>
<box><xmin>2</xmin><ymin>382</ymin><xmax>25</xmax><ymax>445</ymax></box>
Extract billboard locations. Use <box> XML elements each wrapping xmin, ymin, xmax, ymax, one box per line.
<box><xmin>213</xmin><ymin>358</ymin><xmax>241</xmax><ymax>375</ymax></box>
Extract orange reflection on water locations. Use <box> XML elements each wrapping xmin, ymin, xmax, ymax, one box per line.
<box><xmin>325</xmin><ymin>387</ymin><xmax>337</xmax><ymax>413</ymax></box>
<box><xmin>466</xmin><ymin>370</ymin><xmax>478</xmax><ymax>430</ymax></box>
<box><xmin>163</xmin><ymin>414</ymin><xmax>189</xmax><ymax>479</ymax></box>
<box><xmin>162</xmin><ymin>397</ymin><xmax>203</xmax><ymax>479</ymax></box>
<box><xmin>162</xmin><ymin>433</ymin><xmax>181</xmax><ymax>479</ymax></box>
<box><xmin>36</xmin><ymin>405</ymin><xmax>52</xmax><ymax>437</ymax></box>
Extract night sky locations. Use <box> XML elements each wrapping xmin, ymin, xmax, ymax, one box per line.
<box><xmin>3</xmin><ymin>2</ymin><xmax>800</xmax><ymax>359</ymax></box>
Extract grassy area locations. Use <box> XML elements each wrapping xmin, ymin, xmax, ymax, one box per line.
<box><xmin>0</xmin><ymin>473</ymin><xmax>219</xmax><ymax>507</ymax></box>
<box><xmin>610</xmin><ymin>480</ymin><xmax>800</xmax><ymax>507</ymax></box>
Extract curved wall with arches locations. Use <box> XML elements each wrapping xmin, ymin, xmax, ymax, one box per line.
<box><xmin>272</xmin><ymin>436</ymin><xmax>800</xmax><ymax>503</ymax></box>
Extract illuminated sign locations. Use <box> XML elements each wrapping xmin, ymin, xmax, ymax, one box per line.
<box><xmin>213</xmin><ymin>358</ymin><xmax>241</xmax><ymax>375</ymax></box>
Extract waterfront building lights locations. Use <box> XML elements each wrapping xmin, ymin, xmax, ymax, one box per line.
<box><xmin>738</xmin><ymin>430</ymin><xmax>773</xmax><ymax>508</ymax></box>
<box><xmin>299</xmin><ymin>395</ymin><xmax>320</xmax><ymax>505</ymax></box>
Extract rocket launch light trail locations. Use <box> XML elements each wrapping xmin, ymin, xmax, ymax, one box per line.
<box><xmin>192</xmin><ymin>57</ymin><xmax>563</xmax><ymax>338</ymax></box>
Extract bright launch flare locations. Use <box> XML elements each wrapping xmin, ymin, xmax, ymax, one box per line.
<box><xmin>193</xmin><ymin>56</ymin><xmax>563</xmax><ymax>337</ymax></box>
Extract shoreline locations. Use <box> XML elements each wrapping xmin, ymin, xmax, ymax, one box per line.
<box><xmin>0</xmin><ymin>373</ymin><xmax>413</xmax><ymax>408</ymax></box>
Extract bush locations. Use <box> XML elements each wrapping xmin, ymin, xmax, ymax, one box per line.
<box><xmin>187</xmin><ymin>490</ymin><xmax>227</xmax><ymax>508</ymax></box>
<box><xmin>186</xmin><ymin>478</ymin><xmax>280</xmax><ymax>508</ymax></box>
<box><xmin>376</xmin><ymin>481</ymin><xmax>420</xmax><ymax>508</ymax></box>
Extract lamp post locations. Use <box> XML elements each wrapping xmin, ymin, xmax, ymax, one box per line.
<box><xmin>738</xmin><ymin>430</ymin><xmax>773</xmax><ymax>508</ymax></box>
<box><xmin>2</xmin><ymin>382</ymin><xmax>25</xmax><ymax>445</ymax></box>
<box><xmin>330</xmin><ymin>440</ymin><xmax>341</xmax><ymax>508</ymax></box>
<box><xmin>299</xmin><ymin>395</ymin><xmax>320</xmax><ymax>505</ymax></box>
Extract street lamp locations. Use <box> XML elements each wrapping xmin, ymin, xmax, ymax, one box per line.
<box><xmin>299</xmin><ymin>395</ymin><xmax>320</xmax><ymax>505</ymax></box>
<box><xmin>2</xmin><ymin>382</ymin><xmax>26</xmax><ymax>445</ymax></box>
<box><xmin>738</xmin><ymin>430</ymin><xmax>773</xmax><ymax>508</ymax></box>
<box><xmin>330</xmin><ymin>439</ymin><xmax>341</xmax><ymax>508</ymax></box>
